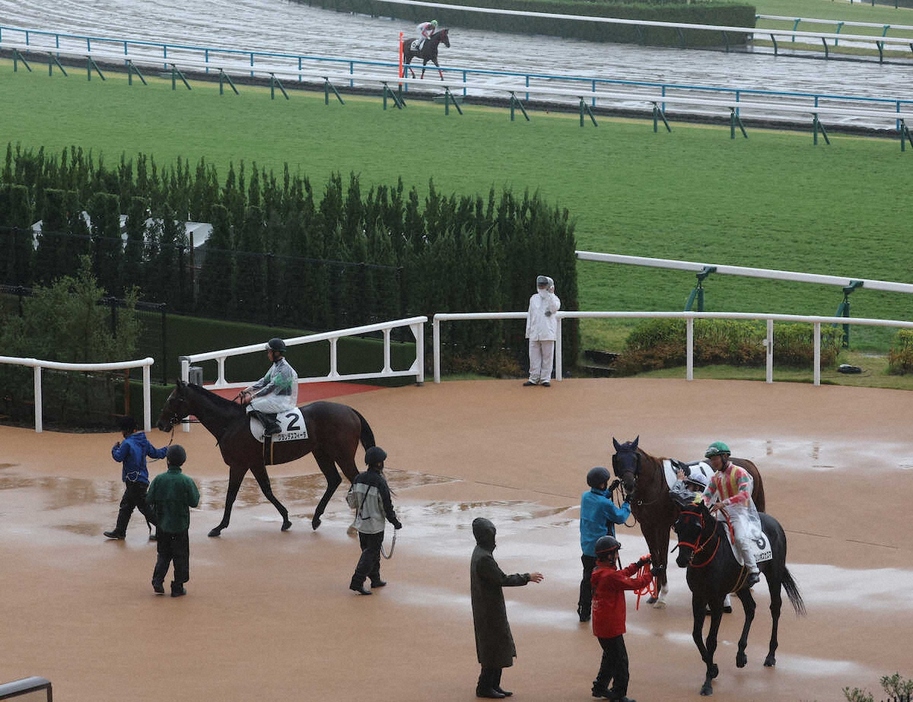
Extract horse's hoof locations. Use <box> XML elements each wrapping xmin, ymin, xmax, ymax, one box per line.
<box><xmin>311</xmin><ymin>517</ymin><xmax>321</xmax><ymax>531</ymax></box>
<box><xmin>652</xmin><ymin>599</ymin><xmax>667</xmax><ymax>610</ymax></box>
<box><xmin>736</xmin><ymin>652</ymin><xmax>747</xmax><ymax>668</ymax></box>
<box><xmin>646</xmin><ymin>596</ymin><xmax>658</xmax><ymax>605</ymax></box>
<box><xmin>207</xmin><ymin>528</ymin><xmax>222</xmax><ymax>538</ymax></box>
<box><xmin>700</xmin><ymin>683</ymin><xmax>713</xmax><ymax>696</ymax></box>
<box><xmin>764</xmin><ymin>655</ymin><xmax>776</xmax><ymax>667</ymax></box>
<box><xmin>281</xmin><ymin>520</ymin><xmax>292</xmax><ymax>532</ymax></box>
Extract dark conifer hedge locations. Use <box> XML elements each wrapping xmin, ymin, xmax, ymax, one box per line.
<box><xmin>0</xmin><ymin>144</ymin><xmax>579</xmax><ymax>375</ymax></box>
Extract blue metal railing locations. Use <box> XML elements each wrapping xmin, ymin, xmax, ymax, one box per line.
<box><xmin>2</xmin><ymin>25</ymin><xmax>911</xmax><ymax>126</ymax></box>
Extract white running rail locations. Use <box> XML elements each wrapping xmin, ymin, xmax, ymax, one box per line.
<box><xmin>432</xmin><ymin>311</ymin><xmax>913</xmax><ymax>385</ymax></box>
<box><xmin>0</xmin><ymin>355</ymin><xmax>154</xmax><ymax>433</ymax></box>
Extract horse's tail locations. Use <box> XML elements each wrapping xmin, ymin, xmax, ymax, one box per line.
<box><xmin>353</xmin><ymin>408</ymin><xmax>376</xmax><ymax>451</ymax></box>
<box><xmin>780</xmin><ymin>565</ymin><xmax>806</xmax><ymax>616</ymax></box>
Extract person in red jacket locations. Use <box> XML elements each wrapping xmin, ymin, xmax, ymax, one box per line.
<box><xmin>589</xmin><ymin>536</ymin><xmax>654</xmax><ymax>702</ymax></box>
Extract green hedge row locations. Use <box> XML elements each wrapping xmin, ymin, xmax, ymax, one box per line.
<box><xmin>1</xmin><ymin>145</ymin><xmax>580</xmax><ymax>376</ymax></box>
<box><xmin>616</xmin><ymin>318</ymin><xmax>844</xmax><ymax>374</ymax></box>
<box><xmin>888</xmin><ymin>329</ymin><xmax>913</xmax><ymax>375</ymax></box>
<box><xmin>294</xmin><ymin>0</ymin><xmax>755</xmax><ymax>48</ymax></box>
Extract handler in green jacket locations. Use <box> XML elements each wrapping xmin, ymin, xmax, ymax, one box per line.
<box><xmin>146</xmin><ymin>444</ymin><xmax>201</xmax><ymax>597</ymax></box>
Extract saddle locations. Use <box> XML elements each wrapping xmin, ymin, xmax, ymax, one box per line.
<box><xmin>248</xmin><ymin>408</ymin><xmax>308</xmax><ymax>444</ymax></box>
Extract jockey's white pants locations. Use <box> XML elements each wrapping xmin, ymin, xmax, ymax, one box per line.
<box><xmin>735</xmin><ymin>532</ymin><xmax>758</xmax><ymax>572</ymax></box>
<box><xmin>528</xmin><ymin>339</ymin><xmax>556</xmax><ymax>383</ymax></box>
<box><xmin>248</xmin><ymin>397</ymin><xmax>294</xmax><ymax>414</ymax></box>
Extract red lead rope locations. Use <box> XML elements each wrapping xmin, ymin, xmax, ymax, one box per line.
<box><xmin>633</xmin><ymin>554</ymin><xmax>657</xmax><ymax>610</ymax></box>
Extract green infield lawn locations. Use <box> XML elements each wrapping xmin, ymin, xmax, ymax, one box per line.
<box><xmin>2</xmin><ymin>60</ymin><xmax>911</xmax><ymax>355</ymax></box>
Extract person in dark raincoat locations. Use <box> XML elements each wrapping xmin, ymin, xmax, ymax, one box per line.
<box><xmin>470</xmin><ymin>517</ymin><xmax>544</xmax><ymax>699</ymax></box>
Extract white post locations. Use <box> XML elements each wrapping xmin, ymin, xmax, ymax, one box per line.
<box><xmin>414</xmin><ymin>320</ymin><xmax>425</xmax><ymax>385</ymax></box>
<box><xmin>766</xmin><ymin>318</ymin><xmax>774</xmax><ymax>383</ymax></box>
<box><xmin>383</xmin><ymin>328</ymin><xmax>392</xmax><ymax>373</ymax></box>
<box><xmin>555</xmin><ymin>316</ymin><xmax>563</xmax><ymax>381</ymax></box>
<box><xmin>813</xmin><ymin>322</ymin><xmax>821</xmax><ymax>386</ymax></box>
<box><xmin>143</xmin><ymin>363</ymin><xmax>152</xmax><ymax>432</ymax></box>
<box><xmin>329</xmin><ymin>338</ymin><xmax>339</xmax><ymax>378</ymax></box>
<box><xmin>33</xmin><ymin>364</ymin><xmax>43</xmax><ymax>433</ymax></box>
<box><xmin>686</xmin><ymin>318</ymin><xmax>694</xmax><ymax>381</ymax></box>
<box><xmin>433</xmin><ymin>316</ymin><xmax>441</xmax><ymax>384</ymax></box>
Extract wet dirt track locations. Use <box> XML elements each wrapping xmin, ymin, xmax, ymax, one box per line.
<box><xmin>2</xmin><ymin>0</ymin><xmax>911</xmax><ymax>102</ymax></box>
<box><xmin>2</xmin><ymin>378</ymin><xmax>912</xmax><ymax>701</ymax></box>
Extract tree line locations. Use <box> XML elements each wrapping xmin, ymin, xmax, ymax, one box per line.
<box><xmin>0</xmin><ymin>144</ymin><xmax>579</xmax><ymax>372</ymax></box>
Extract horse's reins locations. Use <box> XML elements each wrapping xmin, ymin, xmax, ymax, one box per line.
<box><xmin>678</xmin><ymin>508</ymin><xmax>723</xmax><ymax>567</ymax></box>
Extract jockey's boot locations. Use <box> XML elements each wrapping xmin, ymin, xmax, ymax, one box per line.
<box><xmin>249</xmin><ymin>410</ymin><xmax>281</xmax><ymax>436</ymax></box>
<box><xmin>746</xmin><ymin>570</ymin><xmax>761</xmax><ymax>588</ymax></box>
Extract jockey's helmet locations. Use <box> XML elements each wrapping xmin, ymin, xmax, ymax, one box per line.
<box><xmin>684</xmin><ymin>471</ymin><xmax>709</xmax><ymax>490</ymax></box>
<box><xmin>166</xmin><ymin>444</ymin><xmax>187</xmax><ymax>466</ymax></box>
<box><xmin>704</xmin><ymin>441</ymin><xmax>731</xmax><ymax>458</ymax></box>
<box><xmin>536</xmin><ymin>275</ymin><xmax>549</xmax><ymax>286</ymax></box>
<box><xmin>595</xmin><ymin>535</ymin><xmax>621</xmax><ymax>556</ymax></box>
<box><xmin>431</xmin><ymin>19</ymin><xmax>438</xmax><ymax>27</ymax></box>
<box><xmin>364</xmin><ymin>446</ymin><xmax>387</xmax><ymax>466</ymax></box>
<box><xmin>586</xmin><ymin>466</ymin><xmax>611</xmax><ymax>489</ymax></box>
<box><xmin>266</xmin><ymin>337</ymin><xmax>286</xmax><ymax>353</ymax></box>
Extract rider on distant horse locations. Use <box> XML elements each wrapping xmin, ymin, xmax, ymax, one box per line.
<box><xmin>700</xmin><ymin>441</ymin><xmax>762</xmax><ymax>588</ymax></box>
<box><xmin>416</xmin><ymin>19</ymin><xmax>438</xmax><ymax>50</ymax></box>
<box><xmin>240</xmin><ymin>337</ymin><xmax>299</xmax><ymax>436</ymax></box>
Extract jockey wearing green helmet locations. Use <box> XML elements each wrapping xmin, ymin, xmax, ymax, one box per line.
<box><xmin>701</xmin><ymin>440</ymin><xmax>761</xmax><ymax>588</ymax></box>
<box><xmin>704</xmin><ymin>441</ymin><xmax>730</xmax><ymax>458</ymax></box>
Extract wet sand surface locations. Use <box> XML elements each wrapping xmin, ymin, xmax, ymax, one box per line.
<box><xmin>2</xmin><ymin>378</ymin><xmax>912</xmax><ymax>701</ymax></box>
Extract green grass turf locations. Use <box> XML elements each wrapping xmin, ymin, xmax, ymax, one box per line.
<box><xmin>2</xmin><ymin>61</ymin><xmax>911</xmax><ymax>354</ymax></box>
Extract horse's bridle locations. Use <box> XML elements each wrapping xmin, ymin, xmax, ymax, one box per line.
<box><xmin>676</xmin><ymin>507</ymin><xmax>720</xmax><ymax>567</ymax></box>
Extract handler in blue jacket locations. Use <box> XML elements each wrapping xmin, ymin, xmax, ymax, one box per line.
<box><xmin>104</xmin><ymin>415</ymin><xmax>167</xmax><ymax>540</ymax></box>
<box><xmin>578</xmin><ymin>466</ymin><xmax>630</xmax><ymax>622</ymax></box>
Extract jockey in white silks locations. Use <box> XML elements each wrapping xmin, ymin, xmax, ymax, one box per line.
<box><xmin>240</xmin><ymin>337</ymin><xmax>299</xmax><ymax>436</ymax></box>
<box><xmin>416</xmin><ymin>19</ymin><xmax>438</xmax><ymax>50</ymax></box>
<box><xmin>700</xmin><ymin>441</ymin><xmax>763</xmax><ymax>588</ymax></box>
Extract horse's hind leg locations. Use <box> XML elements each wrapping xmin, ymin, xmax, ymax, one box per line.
<box><xmin>209</xmin><ymin>465</ymin><xmax>248</xmax><ymax>537</ymax></box>
<box><xmin>311</xmin><ymin>452</ymin><xmax>342</xmax><ymax>531</ymax></box>
<box><xmin>735</xmin><ymin>587</ymin><xmax>757</xmax><ymax>668</ymax></box>
<box><xmin>251</xmin><ymin>464</ymin><xmax>292</xmax><ymax>532</ymax></box>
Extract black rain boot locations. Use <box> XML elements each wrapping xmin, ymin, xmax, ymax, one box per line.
<box><xmin>104</xmin><ymin>509</ymin><xmax>131</xmax><ymax>539</ymax></box>
<box><xmin>493</xmin><ymin>669</ymin><xmax>513</xmax><ymax>697</ymax></box>
<box><xmin>476</xmin><ymin>669</ymin><xmax>505</xmax><ymax>699</ymax></box>
<box><xmin>171</xmin><ymin>581</ymin><xmax>186</xmax><ymax>597</ymax></box>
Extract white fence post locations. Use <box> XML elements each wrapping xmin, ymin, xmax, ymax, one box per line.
<box><xmin>0</xmin><ymin>356</ymin><xmax>156</xmax><ymax>433</ymax></box>
<box><xmin>33</xmin><ymin>365</ymin><xmax>43</xmax><ymax>433</ymax></box>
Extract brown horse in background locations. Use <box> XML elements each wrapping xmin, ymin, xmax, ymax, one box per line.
<box><xmin>156</xmin><ymin>381</ymin><xmax>375</xmax><ymax>537</ymax></box>
<box><xmin>611</xmin><ymin>436</ymin><xmax>765</xmax><ymax>609</ymax></box>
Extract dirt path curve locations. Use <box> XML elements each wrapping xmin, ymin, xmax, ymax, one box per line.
<box><xmin>2</xmin><ymin>378</ymin><xmax>912</xmax><ymax>702</ymax></box>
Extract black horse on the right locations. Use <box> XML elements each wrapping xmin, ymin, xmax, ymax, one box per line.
<box><xmin>673</xmin><ymin>501</ymin><xmax>806</xmax><ymax>696</ymax></box>
<box><xmin>401</xmin><ymin>28</ymin><xmax>450</xmax><ymax>80</ymax></box>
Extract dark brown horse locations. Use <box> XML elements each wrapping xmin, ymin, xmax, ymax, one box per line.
<box><xmin>674</xmin><ymin>501</ymin><xmax>805</xmax><ymax>695</ymax></box>
<box><xmin>401</xmin><ymin>28</ymin><xmax>450</xmax><ymax>80</ymax></box>
<box><xmin>611</xmin><ymin>436</ymin><xmax>765</xmax><ymax>608</ymax></box>
<box><xmin>156</xmin><ymin>381</ymin><xmax>375</xmax><ymax>536</ymax></box>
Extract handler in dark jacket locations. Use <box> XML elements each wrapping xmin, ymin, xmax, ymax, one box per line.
<box><xmin>146</xmin><ymin>444</ymin><xmax>200</xmax><ymax>597</ymax></box>
<box><xmin>470</xmin><ymin>517</ymin><xmax>544</xmax><ymax>699</ymax></box>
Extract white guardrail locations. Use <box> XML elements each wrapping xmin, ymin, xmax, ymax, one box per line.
<box><xmin>178</xmin><ymin>316</ymin><xmax>426</xmax><ymax>415</ymax></box>
<box><xmin>0</xmin><ymin>355</ymin><xmax>154</xmax><ymax>433</ymax></box>
<box><xmin>432</xmin><ymin>311</ymin><xmax>913</xmax><ymax>386</ymax></box>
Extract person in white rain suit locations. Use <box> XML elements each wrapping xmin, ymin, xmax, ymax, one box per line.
<box><xmin>524</xmin><ymin>275</ymin><xmax>561</xmax><ymax>387</ymax></box>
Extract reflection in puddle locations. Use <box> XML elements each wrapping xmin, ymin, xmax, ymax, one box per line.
<box><xmin>59</xmin><ymin>522</ymin><xmax>103</xmax><ymax>537</ymax></box>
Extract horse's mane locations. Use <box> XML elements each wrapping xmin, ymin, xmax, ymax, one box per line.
<box><xmin>184</xmin><ymin>382</ymin><xmax>245</xmax><ymax>416</ymax></box>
